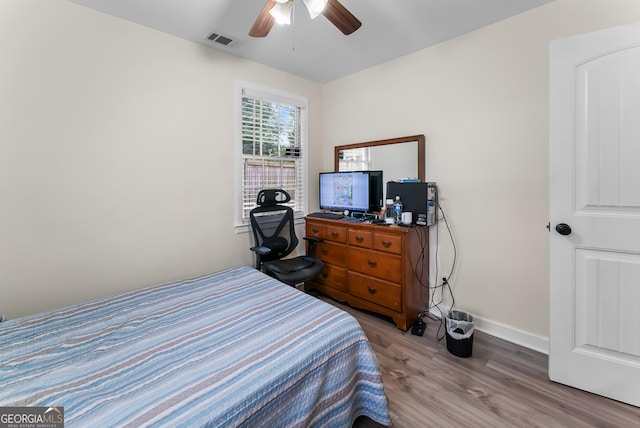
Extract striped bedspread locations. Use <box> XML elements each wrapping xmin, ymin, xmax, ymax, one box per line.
<box><xmin>0</xmin><ymin>266</ymin><xmax>391</xmax><ymax>427</ymax></box>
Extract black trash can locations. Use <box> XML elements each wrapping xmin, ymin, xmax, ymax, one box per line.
<box><xmin>445</xmin><ymin>310</ymin><xmax>474</xmax><ymax>358</ymax></box>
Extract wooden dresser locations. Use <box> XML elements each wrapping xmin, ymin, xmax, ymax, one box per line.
<box><xmin>304</xmin><ymin>217</ymin><xmax>428</xmax><ymax>331</ymax></box>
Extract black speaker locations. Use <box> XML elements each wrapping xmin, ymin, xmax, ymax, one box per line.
<box><xmin>386</xmin><ymin>182</ymin><xmax>428</xmax><ymax>225</ymax></box>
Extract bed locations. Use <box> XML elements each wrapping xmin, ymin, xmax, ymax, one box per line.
<box><xmin>0</xmin><ymin>266</ymin><xmax>391</xmax><ymax>427</ymax></box>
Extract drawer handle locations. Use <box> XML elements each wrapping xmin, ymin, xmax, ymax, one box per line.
<box><xmin>312</xmin><ymin>228</ymin><xmax>320</xmax><ymax>235</ymax></box>
<box><xmin>355</xmin><ymin>236</ymin><xmax>364</xmax><ymax>243</ymax></box>
<box><xmin>321</xmin><ymin>249</ymin><xmax>329</xmax><ymax>255</ymax></box>
<box><xmin>331</xmin><ymin>231</ymin><xmax>339</xmax><ymax>238</ymax></box>
<box><xmin>367</xmin><ymin>260</ymin><xmax>377</xmax><ymax>268</ymax></box>
<box><xmin>321</xmin><ymin>273</ymin><xmax>328</xmax><ymax>279</ymax></box>
<box><xmin>367</xmin><ymin>287</ymin><xmax>378</xmax><ymax>295</ymax></box>
<box><xmin>381</xmin><ymin>240</ymin><xmax>392</xmax><ymax>248</ymax></box>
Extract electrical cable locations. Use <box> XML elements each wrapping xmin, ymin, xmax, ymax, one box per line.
<box><xmin>422</xmin><ymin>200</ymin><xmax>457</xmax><ymax>341</ymax></box>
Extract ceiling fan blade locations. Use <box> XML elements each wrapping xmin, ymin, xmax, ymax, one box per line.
<box><xmin>249</xmin><ymin>0</ymin><xmax>276</xmax><ymax>38</ymax></box>
<box><xmin>322</xmin><ymin>0</ymin><xmax>361</xmax><ymax>35</ymax></box>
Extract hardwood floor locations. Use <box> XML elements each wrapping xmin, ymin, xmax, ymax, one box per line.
<box><xmin>320</xmin><ymin>297</ymin><xmax>640</xmax><ymax>428</ymax></box>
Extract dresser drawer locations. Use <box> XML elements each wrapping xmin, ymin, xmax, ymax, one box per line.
<box><xmin>349</xmin><ymin>272</ymin><xmax>401</xmax><ymax>311</ymax></box>
<box><xmin>316</xmin><ymin>264</ymin><xmax>347</xmax><ymax>291</ymax></box>
<box><xmin>306</xmin><ymin>223</ymin><xmax>325</xmax><ymax>239</ymax></box>
<box><xmin>373</xmin><ymin>232</ymin><xmax>402</xmax><ymax>255</ymax></box>
<box><xmin>317</xmin><ymin>241</ymin><xmax>347</xmax><ymax>268</ymax></box>
<box><xmin>325</xmin><ymin>225</ymin><xmax>347</xmax><ymax>243</ymax></box>
<box><xmin>348</xmin><ymin>229</ymin><xmax>372</xmax><ymax>248</ymax></box>
<box><xmin>348</xmin><ymin>247</ymin><xmax>401</xmax><ymax>283</ymax></box>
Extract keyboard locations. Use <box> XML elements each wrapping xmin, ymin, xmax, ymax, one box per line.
<box><xmin>307</xmin><ymin>212</ymin><xmax>344</xmax><ymax>219</ymax></box>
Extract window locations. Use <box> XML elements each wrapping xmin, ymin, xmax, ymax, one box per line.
<box><xmin>338</xmin><ymin>147</ymin><xmax>370</xmax><ymax>171</ymax></box>
<box><xmin>238</xmin><ymin>84</ymin><xmax>307</xmax><ymax>225</ymax></box>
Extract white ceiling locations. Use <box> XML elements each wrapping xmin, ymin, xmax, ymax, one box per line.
<box><xmin>68</xmin><ymin>0</ymin><xmax>553</xmax><ymax>83</ymax></box>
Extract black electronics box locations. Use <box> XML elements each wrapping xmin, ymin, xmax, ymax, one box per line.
<box><xmin>386</xmin><ymin>181</ymin><xmax>428</xmax><ymax>225</ymax></box>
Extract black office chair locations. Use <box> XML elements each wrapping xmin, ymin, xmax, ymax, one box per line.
<box><xmin>249</xmin><ymin>189</ymin><xmax>323</xmax><ymax>286</ymax></box>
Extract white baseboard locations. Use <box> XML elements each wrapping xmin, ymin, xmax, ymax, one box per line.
<box><xmin>429</xmin><ymin>307</ymin><xmax>549</xmax><ymax>355</ymax></box>
<box><xmin>474</xmin><ymin>317</ymin><xmax>549</xmax><ymax>355</ymax></box>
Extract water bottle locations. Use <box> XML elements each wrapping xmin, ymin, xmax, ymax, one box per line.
<box><xmin>393</xmin><ymin>196</ymin><xmax>403</xmax><ymax>225</ymax></box>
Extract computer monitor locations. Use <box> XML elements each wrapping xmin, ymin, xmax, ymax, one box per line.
<box><xmin>319</xmin><ymin>171</ymin><xmax>371</xmax><ymax>213</ymax></box>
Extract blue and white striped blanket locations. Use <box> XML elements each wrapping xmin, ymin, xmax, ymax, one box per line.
<box><xmin>0</xmin><ymin>266</ymin><xmax>391</xmax><ymax>427</ymax></box>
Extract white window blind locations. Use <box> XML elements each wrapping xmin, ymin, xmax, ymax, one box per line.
<box><xmin>338</xmin><ymin>147</ymin><xmax>370</xmax><ymax>171</ymax></box>
<box><xmin>240</xmin><ymin>86</ymin><xmax>307</xmax><ymax>222</ymax></box>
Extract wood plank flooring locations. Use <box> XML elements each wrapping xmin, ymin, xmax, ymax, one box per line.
<box><xmin>319</xmin><ymin>297</ymin><xmax>640</xmax><ymax>428</ymax></box>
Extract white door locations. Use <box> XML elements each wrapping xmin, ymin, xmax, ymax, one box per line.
<box><xmin>550</xmin><ymin>22</ymin><xmax>640</xmax><ymax>407</ymax></box>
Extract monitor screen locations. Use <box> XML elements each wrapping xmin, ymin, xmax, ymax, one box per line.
<box><xmin>319</xmin><ymin>171</ymin><xmax>370</xmax><ymax>212</ymax></box>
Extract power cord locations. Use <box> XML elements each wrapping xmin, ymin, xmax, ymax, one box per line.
<box><xmin>431</xmin><ymin>201</ymin><xmax>457</xmax><ymax>340</ymax></box>
<box><xmin>411</xmin><ymin>199</ymin><xmax>458</xmax><ymax>340</ymax></box>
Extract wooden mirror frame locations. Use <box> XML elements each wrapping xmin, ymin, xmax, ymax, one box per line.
<box><xmin>334</xmin><ymin>134</ymin><xmax>425</xmax><ymax>181</ymax></box>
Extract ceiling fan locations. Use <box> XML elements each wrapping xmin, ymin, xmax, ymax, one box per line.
<box><xmin>249</xmin><ymin>0</ymin><xmax>362</xmax><ymax>38</ymax></box>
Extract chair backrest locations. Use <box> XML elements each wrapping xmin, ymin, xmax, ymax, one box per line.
<box><xmin>249</xmin><ymin>189</ymin><xmax>299</xmax><ymax>263</ymax></box>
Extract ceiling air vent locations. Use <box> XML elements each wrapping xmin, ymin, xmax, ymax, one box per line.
<box><xmin>207</xmin><ymin>32</ymin><xmax>234</xmax><ymax>46</ymax></box>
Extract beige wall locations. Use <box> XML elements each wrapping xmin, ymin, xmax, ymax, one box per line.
<box><xmin>0</xmin><ymin>0</ymin><xmax>323</xmax><ymax>318</ymax></box>
<box><xmin>323</xmin><ymin>0</ymin><xmax>640</xmax><ymax>347</ymax></box>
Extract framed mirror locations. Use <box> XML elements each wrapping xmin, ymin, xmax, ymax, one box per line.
<box><xmin>334</xmin><ymin>135</ymin><xmax>425</xmax><ymax>182</ymax></box>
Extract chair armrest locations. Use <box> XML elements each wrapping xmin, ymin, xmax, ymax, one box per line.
<box><xmin>250</xmin><ymin>246</ymin><xmax>272</xmax><ymax>255</ymax></box>
<box><xmin>303</xmin><ymin>236</ymin><xmax>323</xmax><ymax>257</ymax></box>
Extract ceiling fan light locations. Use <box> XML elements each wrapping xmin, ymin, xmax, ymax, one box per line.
<box><xmin>269</xmin><ymin>1</ymin><xmax>293</xmax><ymax>25</ymax></box>
<box><xmin>302</xmin><ymin>0</ymin><xmax>328</xmax><ymax>19</ymax></box>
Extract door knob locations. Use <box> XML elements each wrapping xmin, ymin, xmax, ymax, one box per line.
<box><xmin>556</xmin><ymin>223</ymin><xmax>572</xmax><ymax>236</ymax></box>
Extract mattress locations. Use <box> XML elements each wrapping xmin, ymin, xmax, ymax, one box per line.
<box><xmin>0</xmin><ymin>266</ymin><xmax>391</xmax><ymax>427</ymax></box>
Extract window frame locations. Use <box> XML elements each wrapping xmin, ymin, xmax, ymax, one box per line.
<box><xmin>234</xmin><ymin>81</ymin><xmax>309</xmax><ymax>233</ymax></box>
